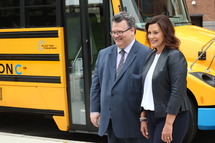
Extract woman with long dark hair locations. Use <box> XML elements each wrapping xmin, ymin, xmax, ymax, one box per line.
<box><xmin>140</xmin><ymin>15</ymin><xmax>191</xmax><ymax>143</ymax></box>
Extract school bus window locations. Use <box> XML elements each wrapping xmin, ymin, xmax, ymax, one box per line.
<box><xmin>88</xmin><ymin>5</ymin><xmax>105</xmax><ymax>68</ymax></box>
<box><xmin>0</xmin><ymin>0</ymin><xmax>58</xmax><ymax>28</ymax></box>
<box><xmin>0</xmin><ymin>1</ymin><xmax>20</xmax><ymax>28</ymax></box>
<box><xmin>0</xmin><ymin>0</ymin><xmax>20</xmax><ymax>7</ymax></box>
<box><xmin>25</xmin><ymin>0</ymin><xmax>56</xmax><ymax>6</ymax></box>
<box><xmin>0</xmin><ymin>9</ymin><xmax>20</xmax><ymax>28</ymax></box>
<box><xmin>25</xmin><ymin>7</ymin><xmax>56</xmax><ymax>27</ymax></box>
<box><xmin>25</xmin><ymin>0</ymin><xmax>57</xmax><ymax>27</ymax></box>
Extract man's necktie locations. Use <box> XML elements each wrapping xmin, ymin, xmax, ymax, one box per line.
<box><xmin>116</xmin><ymin>49</ymin><xmax>125</xmax><ymax>76</ymax></box>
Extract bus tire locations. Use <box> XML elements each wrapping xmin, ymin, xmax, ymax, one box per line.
<box><xmin>182</xmin><ymin>98</ymin><xmax>198</xmax><ymax>143</ymax></box>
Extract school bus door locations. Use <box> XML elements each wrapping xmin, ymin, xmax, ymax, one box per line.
<box><xmin>64</xmin><ymin>0</ymin><xmax>111</xmax><ymax>132</ymax></box>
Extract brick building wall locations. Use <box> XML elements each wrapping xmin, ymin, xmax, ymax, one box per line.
<box><xmin>186</xmin><ymin>0</ymin><xmax>215</xmax><ymax>30</ymax></box>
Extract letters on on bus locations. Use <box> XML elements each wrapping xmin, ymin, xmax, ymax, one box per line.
<box><xmin>0</xmin><ymin>64</ymin><xmax>22</xmax><ymax>75</ymax></box>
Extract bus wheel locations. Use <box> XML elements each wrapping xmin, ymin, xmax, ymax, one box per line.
<box><xmin>182</xmin><ymin>98</ymin><xmax>198</xmax><ymax>143</ymax></box>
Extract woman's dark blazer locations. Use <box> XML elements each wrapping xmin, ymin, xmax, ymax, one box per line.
<box><xmin>142</xmin><ymin>47</ymin><xmax>191</xmax><ymax>118</ymax></box>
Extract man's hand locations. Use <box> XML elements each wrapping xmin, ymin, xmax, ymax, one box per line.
<box><xmin>90</xmin><ymin>112</ymin><xmax>100</xmax><ymax>127</ymax></box>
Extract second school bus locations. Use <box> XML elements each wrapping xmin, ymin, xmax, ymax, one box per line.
<box><xmin>0</xmin><ymin>0</ymin><xmax>214</xmax><ymax>142</ymax></box>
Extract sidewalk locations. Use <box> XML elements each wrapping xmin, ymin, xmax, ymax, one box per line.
<box><xmin>0</xmin><ymin>132</ymin><xmax>92</xmax><ymax>143</ymax></box>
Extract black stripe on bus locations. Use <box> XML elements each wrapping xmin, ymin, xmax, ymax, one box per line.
<box><xmin>0</xmin><ymin>106</ymin><xmax>64</xmax><ymax>116</ymax></box>
<box><xmin>0</xmin><ymin>54</ymin><xmax>59</xmax><ymax>61</ymax></box>
<box><xmin>0</xmin><ymin>75</ymin><xmax>61</xmax><ymax>83</ymax></box>
<box><xmin>0</xmin><ymin>30</ymin><xmax>58</xmax><ymax>38</ymax></box>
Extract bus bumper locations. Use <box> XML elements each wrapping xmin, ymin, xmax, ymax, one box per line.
<box><xmin>198</xmin><ymin>108</ymin><xmax>215</xmax><ymax>130</ymax></box>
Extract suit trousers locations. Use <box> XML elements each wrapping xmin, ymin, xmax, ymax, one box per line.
<box><xmin>146</xmin><ymin>111</ymin><xmax>189</xmax><ymax>143</ymax></box>
<box><xmin>107</xmin><ymin>119</ymin><xmax>148</xmax><ymax>143</ymax></box>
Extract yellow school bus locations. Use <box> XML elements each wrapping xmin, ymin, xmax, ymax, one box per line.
<box><xmin>0</xmin><ymin>0</ymin><xmax>214</xmax><ymax>142</ymax></box>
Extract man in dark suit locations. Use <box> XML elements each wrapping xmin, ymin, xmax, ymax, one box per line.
<box><xmin>90</xmin><ymin>12</ymin><xmax>151</xmax><ymax>143</ymax></box>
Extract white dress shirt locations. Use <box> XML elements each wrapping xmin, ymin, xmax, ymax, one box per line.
<box><xmin>141</xmin><ymin>53</ymin><xmax>161</xmax><ymax>111</ymax></box>
<box><xmin>116</xmin><ymin>39</ymin><xmax>135</xmax><ymax>68</ymax></box>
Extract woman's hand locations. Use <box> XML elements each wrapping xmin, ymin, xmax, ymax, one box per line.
<box><xmin>161</xmin><ymin>113</ymin><xmax>176</xmax><ymax>143</ymax></box>
<box><xmin>161</xmin><ymin>123</ymin><xmax>173</xmax><ymax>143</ymax></box>
<box><xmin>140</xmin><ymin>121</ymin><xmax>149</xmax><ymax>139</ymax></box>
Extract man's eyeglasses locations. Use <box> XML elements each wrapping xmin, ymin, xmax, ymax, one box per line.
<box><xmin>110</xmin><ymin>27</ymin><xmax>131</xmax><ymax>36</ymax></box>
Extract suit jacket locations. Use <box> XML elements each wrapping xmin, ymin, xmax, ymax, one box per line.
<box><xmin>142</xmin><ymin>47</ymin><xmax>191</xmax><ymax>118</ymax></box>
<box><xmin>90</xmin><ymin>40</ymin><xmax>151</xmax><ymax>138</ymax></box>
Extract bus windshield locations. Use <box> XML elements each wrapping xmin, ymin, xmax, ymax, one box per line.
<box><xmin>121</xmin><ymin>0</ymin><xmax>191</xmax><ymax>29</ymax></box>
